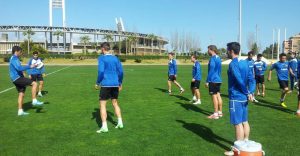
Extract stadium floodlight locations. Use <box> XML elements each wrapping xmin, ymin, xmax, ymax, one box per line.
<box><xmin>239</xmin><ymin>0</ymin><xmax>242</xmax><ymax>56</ymax></box>
<box><xmin>49</xmin><ymin>0</ymin><xmax>66</xmax><ymax>27</ymax></box>
<box><xmin>116</xmin><ymin>17</ymin><xmax>125</xmax><ymax>32</ymax></box>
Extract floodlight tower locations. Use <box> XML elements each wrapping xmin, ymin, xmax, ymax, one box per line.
<box><xmin>49</xmin><ymin>0</ymin><xmax>66</xmax><ymax>52</ymax></box>
<box><xmin>49</xmin><ymin>0</ymin><xmax>66</xmax><ymax>27</ymax></box>
<box><xmin>239</xmin><ymin>0</ymin><xmax>242</xmax><ymax>56</ymax></box>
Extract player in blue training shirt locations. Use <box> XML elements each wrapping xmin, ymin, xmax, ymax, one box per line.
<box><xmin>224</xmin><ymin>42</ymin><xmax>255</xmax><ymax>156</ymax></box>
<box><xmin>167</xmin><ymin>52</ymin><xmax>184</xmax><ymax>95</ymax></box>
<box><xmin>95</xmin><ymin>42</ymin><xmax>124</xmax><ymax>133</ymax></box>
<box><xmin>27</xmin><ymin>51</ymin><xmax>46</xmax><ymax>97</ymax></box>
<box><xmin>9</xmin><ymin>46</ymin><xmax>44</xmax><ymax>116</ymax></box>
<box><xmin>288</xmin><ymin>52</ymin><xmax>298</xmax><ymax>91</ymax></box>
<box><xmin>190</xmin><ymin>54</ymin><xmax>202</xmax><ymax>105</ymax></box>
<box><xmin>268</xmin><ymin>53</ymin><xmax>291</xmax><ymax>108</ymax></box>
<box><xmin>254</xmin><ymin>54</ymin><xmax>267</xmax><ymax>97</ymax></box>
<box><xmin>205</xmin><ymin>45</ymin><xmax>223</xmax><ymax>119</ymax></box>
<box><xmin>245</xmin><ymin>51</ymin><xmax>258</xmax><ymax>103</ymax></box>
<box><xmin>297</xmin><ymin>59</ymin><xmax>300</xmax><ymax>116</ymax></box>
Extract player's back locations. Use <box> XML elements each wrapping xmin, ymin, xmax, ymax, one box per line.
<box><xmin>98</xmin><ymin>54</ymin><xmax>123</xmax><ymax>87</ymax></box>
<box><xmin>228</xmin><ymin>58</ymin><xmax>249</xmax><ymax>100</ymax></box>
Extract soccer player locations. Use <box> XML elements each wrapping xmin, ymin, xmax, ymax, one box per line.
<box><xmin>289</xmin><ymin>52</ymin><xmax>298</xmax><ymax>91</ymax></box>
<box><xmin>27</xmin><ymin>51</ymin><xmax>46</xmax><ymax>97</ymax></box>
<box><xmin>268</xmin><ymin>53</ymin><xmax>290</xmax><ymax>108</ymax></box>
<box><xmin>297</xmin><ymin>58</ymin><xmax>300</xmax><ymax>116</ymax></box>
<box><xmin>205</xmin><ymin>45</ymin><xmax>223</xmax><ymax>119</ymax></box>
<box><xmin>224</xmin><ymin>42</ymin><xmax>255</xmax><ymax>156</ymax></box>
<box><xmin>190</xmin><ymin>54</ymin><xmax>202</xmax><ymax>105</ymax></box>
<box><xmin>245</xmin><ymin>51</ymin><xmax>258</xmax><ymax>102</ymax></box>
<box><xmin>254</xmin><ymin>54</ymin><xmax>267</xmax><ymax>97</ymax></box>
<box><xmin>95</xmin><ymin>42</ymin><xmax>124</xmax><ymax>133</ymax></box>
<box><xmin>167</xmin><ymin>52</ymin><xmax>184</xmax><ymax>95</ymax></box>
<box><xmin>9</xmin><ymin>46</ymin><xmax>44</xmax><ymax>116</ymax></box>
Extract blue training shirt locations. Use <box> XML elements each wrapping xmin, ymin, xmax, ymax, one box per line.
<box><xmin>9</xmin><ymin>55</ymin><xmax>31</xmax><ymax>81</ymax></box>
<box><xmin>192</xmin><ymin>61</ymin><xmax>201</xmax><ymax>81</ymax></box>
<box><xmin>168</xmin><ymin>59</ymin><xmax>177</xmax><ymax>76</ymax></box>
<box><xmin>298</xmin><ymin>59</ymin><xmax>300</xmax><ymax>78</ymax></box>
<box><xmin>27</xmin><ymin>57</ymin><xmax>45</xmax><ymax>75</ymax></box>
<box><xmin>289</xmin><ymin>58</ymin><xmax>298</xmax><ymax>74</ymax></box>
<box><xmin>228</xmin><ymin>57</ymin><xmax>256</xmax><ymax>101</ymax></box>
<box><xmin>270</xmin><ymin>61</ymin><xmax>289</xmax><ymax>81</ymax></box>
<box><xmin>254</xmin><ymin>60</ymin><xmax>267</xmax><ymax>76</ymax></box>
<box><xmin>96</xmin><ymin>54</ymin><xmax>123</xmax><ymax>87</ymax></box>
<box><xmin>206</xmin><ymin>55</ymin><xmax>222</xmax><ymax>83</ymax></box>
<box><xmin>246</xmin><ymin>58</ymin><xmax>255</xmax><ymax>77</ymax></box>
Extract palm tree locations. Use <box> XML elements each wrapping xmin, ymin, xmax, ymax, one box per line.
<box><xmin>23</xmin><ymin>29</ymin><xmax>35</xmax><ymax>55</ymax></box>
<box><xmin>130</xmin><ymin>34</ymin><xmax>138</xmax><ymax>55</ymax></box>
<box><xmin>147</xmin><ymin>34</ymin><xmax>157</xmax><ymax>55</ymax></box>
<box><xmin>80</xmin><ymin>35</ymin><xmax>91</xmax><ymax>54</ymax></box>
<box><xmin>53</xmin><ymin>30</ymin><xmax>64</xmax><ymax>52</ymax></box>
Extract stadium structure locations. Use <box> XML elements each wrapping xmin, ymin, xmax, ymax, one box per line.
<box><xmin>0</xmin><ymin>0</ymin><xmax>168</xmax><ymax>55</ymax></box>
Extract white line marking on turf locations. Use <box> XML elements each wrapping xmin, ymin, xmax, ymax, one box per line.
<box><xmin>0</xmin><ymin>66</ymin><xmax>72</xmax><ymax>95</ymax></box>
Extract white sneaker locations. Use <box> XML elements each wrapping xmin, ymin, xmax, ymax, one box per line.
<box><xmin>115</xmin><ymin>124</ymin><xmax>124</xmax><ymax>129</ymax></box>
<box><xmin>224</xmin><ymin>151</ymin><xmax>234</xmax><ymax>156</ymax></box>
<box><xmin>96</xmin><ymin>127</ymin><xmax>108</xmax><ymax>133</ymax></box>
<box><xmin>193</xmin><ymin>100</ymin><xmax>201</xmax><ymax>105</ymax></box>
<box><xmin>179</xmin><ymin>89</ymin><xmax>185</xmax><ymax>94</ymax></box>
<box><xmin>253</xmin><ymin>98</ymin><xmax>259</xmax><ymax>103</ymax></box>
<box><xmin>38</xmin><ymin>93</ymin><xmax>43</xmax><ymax>97</ymax></box>
<box><xmin>18</xmin><ymin>111</ymin><xmax>29</xmax><ymax>116</ymax></box>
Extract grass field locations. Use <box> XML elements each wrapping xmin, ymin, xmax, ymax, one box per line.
<box><xmin>0</xmin><ymin>65</ymin><xmax>299</xmax><ymax>156</ymax></box>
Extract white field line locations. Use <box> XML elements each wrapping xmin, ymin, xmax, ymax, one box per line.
<box><xmin>0</xmin><ymin>66</ymin><xmax>72</xmax><ymax>95</ymax></box>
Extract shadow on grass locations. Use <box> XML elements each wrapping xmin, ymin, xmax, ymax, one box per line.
<box><xmin>23</xmin><ymin>101</ymin><xmax>49</xmax><ymax>113</ymax></box>
<box><xmin>41</xmin><ymin>91</ymin><xmax>49</xmax><ymax>96</ymax></box>
<box><xmin>254</xmin><ymin>98</ymin><xmax>294</xmax><ymax>114</ymax></box>
<box><xmin>265</xmin><ymin>88</ymin><xmax>280</xmax><ymax>91</ymax></box>
<box><xmin>171</xmin><ymin>95</ymin><xmax>190</xmax><ymax>101</ymax></box>
<box><xmin>154</xmin><ymin>88</ymin><xmax>168</xmax><ymax>93</ymax></box>
<box><xmin>176</xmin><ymin>102</ymin><xmax>212</xmax><ymax>116</ymax></box>
<box><xmin>91</xmin><ymin>108</ymin><xmax>116</xmax><ymax>127</ymax></box>
<box><xmin>176</xmin><ymin>120</ymin><xmax>232</xmax><ymax>150</ymax></box>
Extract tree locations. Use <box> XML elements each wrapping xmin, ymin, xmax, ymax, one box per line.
<box><xmin>53</xmin><ymin>30</ymin><xmax>64</xmax><ymax>52</ymax></box>
<box><xmin>262</xmin><ymin>43</ymin><xmax>278</xmax><ymax>59</ymax></box>
<box><xmin>127</xmin><ymin>34</ymin><xmax>138</xmax><ymax>55</ymax></box>
<box><xmin>251</xmin><ymin>43</ymin><xmax>259</xmax><ymax>54</ymax></box>
<box><xmin>147</xmin><ymin>34</ymin><xmax>157</xmax><ymax>54</ymax></box>
<box><xmin>80</xmin><ymin>35</ymin><xmax>91</xmax><ymax>54</ymax></box>
<box><xmin>23</xmin><ymin>29</ymin><xmax>35</xmax><ymax>55</ymax></box>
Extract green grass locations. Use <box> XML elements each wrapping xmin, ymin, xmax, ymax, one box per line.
<box><xmin>0</xmin><ymin>65</ymin><xmax>299</xmax><ymax>156</ymax></box>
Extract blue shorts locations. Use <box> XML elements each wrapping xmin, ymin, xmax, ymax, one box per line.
<box><xmin>229</xmin><ymin>100</ymin><xmax>248</xmax><ymax>125</ymax></box>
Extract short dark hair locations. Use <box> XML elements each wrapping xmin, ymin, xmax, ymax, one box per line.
<box><xmin>100</xmin><ymin>42</ymin><xmax>110</xmax><ymax>51</ymax></box>
<box><xmin>169</xmin><ymin>52</ymin><xmax>175</xmax><ymax>56</ymax></box>
<box><xmin>192</xmin><ymin>54</ymin><xmax>198</xmax><ymax>60</ymax></box>
<box><xmin>208</xmin><ymin>45</ymin><xmax>218</xmax><ymax>53</ymax></box>
<box><xmin>12</xmin><ymin>46</ymin><xmax>22</xmax><ymax>54</ymax></box>
<box><xmin>33</xmin><ymin>51</ymin><xmax>38</xmax><ymax>55</ymax></box>
<box><xmin>227</xmin><ymin>42</ymin><xmax>240</xmax><ymax>55</ymax></box>
<box><xmin>279</xmin><ymin>53</ymin><xmax>287</xmax><ymax>58</ymax></box>
<box><xmin>248</xmin><ymin>51</ymin><xmax>254</xmax><ymax>56</ymax></box>
<box><xmin>257</xmin><ymin>54</ymin><xmax>263</xmax><ymax>58</ymax></box>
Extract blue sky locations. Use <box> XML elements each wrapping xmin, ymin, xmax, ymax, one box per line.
<box><xmin>1</xmin><ymin>0</ymin><xmax>299</xmax><ymax>52</ymax></box>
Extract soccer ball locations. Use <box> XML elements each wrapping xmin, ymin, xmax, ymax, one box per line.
<box><xmin>36</xmin><ymin>62</ymin><xmax>44</xmax><ymax>69</ymax></box>
<box><xmin>294</xmin><ymin>82</ymin><xmax>299</xmax><ymax>90</ymax></box>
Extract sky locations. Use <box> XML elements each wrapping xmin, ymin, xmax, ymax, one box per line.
<box><xmin>0</xmin><ymin>0</ymin><xmax>299</xmax><ymax>53</ymax></box>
